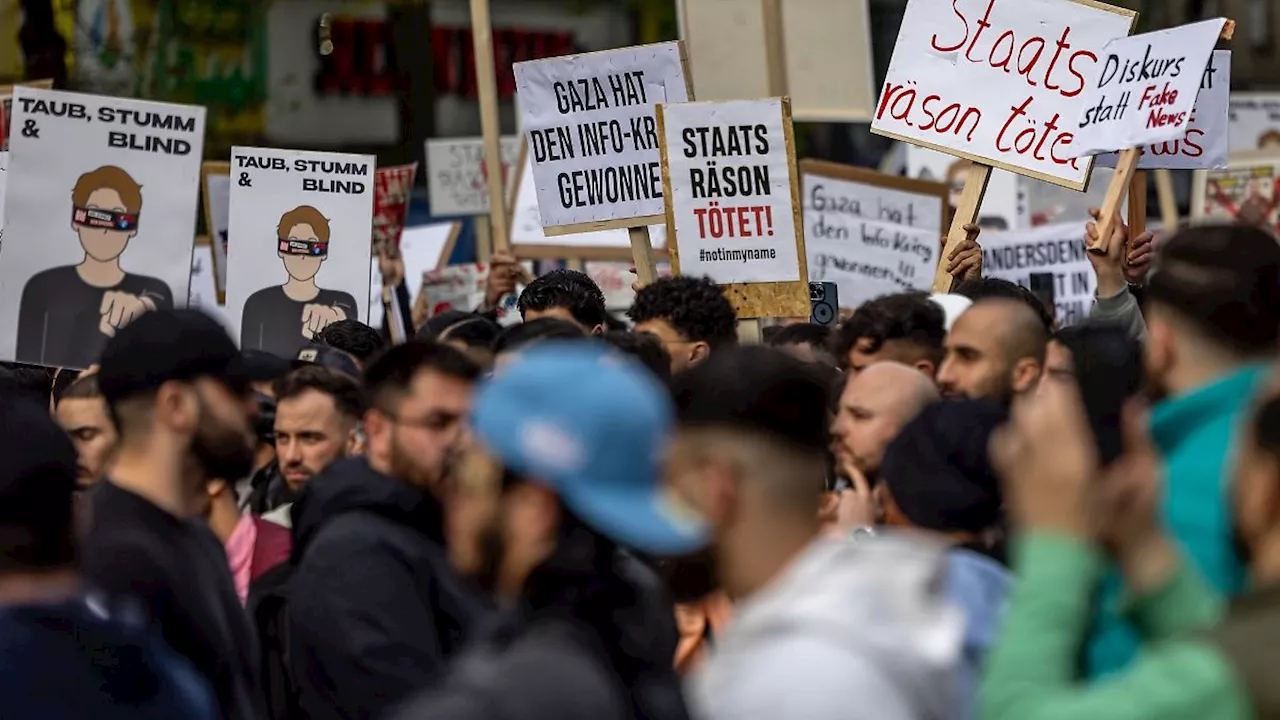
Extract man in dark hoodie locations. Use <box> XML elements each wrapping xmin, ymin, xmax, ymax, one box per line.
<box><xmin>0</xmin><ymin>392</ymin><xmax>215</xmax><ymax>720</ymax></box>
<box><xmin>287</xmin><ymin>340</ymin><xmax>490</xmax><ymax>720</ymax></box>
<box><xmin>393</xmin><ymin>343</ymin><xmax>703</xmax><ymax>720</ymax></box>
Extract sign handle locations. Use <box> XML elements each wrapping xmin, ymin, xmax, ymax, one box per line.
<box><xmin>470</xmin><ymin>0</ymin><xmax>509</xmax><ymax>252</ymax></box>
<box><xmin>1154</xmin><ymin>168</ymin><xmax>1179</xmax><ymax>232</ymax></box>
<box><xmin>1091</xmin><ymin>148</ymin><xmax>1141</xmax><ymax>254</ymax></box>
<box><xmin>1128</xmin><ymin>169</ymin><xmax>1148</xmax><ymax>239</ymax></box>
<box><xmin>629</xmin><ymin>226</ymin><xmax>658</xmax><ymax>288</ymax></box>
<box><xmin>475</xmin><ymin>215</ymin><xmax>493</xmax><ymax>263</ymax></box>
<box><xmin>762</xmin><ymin>0</ymin><xmax>787</xmax><ymax>96</ymax></box>
<box><xmin>932</xmin><ymin>163</ymin><xmax>992</xmax><ymax>293</ymax></box>
<box><xmin>383</xmin><ymin>286</ymin><xmax>405</xmax><ymax>345</ymax></box>
<box><xmin>566</xmin><ymin>257</ymin><xmax>584</xmax><ymax>271</ymax></box>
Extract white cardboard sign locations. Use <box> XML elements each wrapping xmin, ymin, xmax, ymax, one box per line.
<box><xmin>1228</xmin><ymin>93</ymin><xmax>1280</xmax><ymax>152</ymax></box>
<box><xmin>0</xmin><ymin>88</ymin><xmax>206</xmax><ymax>369</ymax></box>
<box><xmin>981</xmin><ymin>220</ymin><xmax>1095</xmax><ymax>327</ymax></box>
<box><xmin>368</xmin><ymin>221</ymin><xmax>459</xmax><ymax>328</ymax></box>
<box><xmin>188</xmin><ymin>242</ymin><xmax>232</xmax><ymax>330</ymax></box>
<box><xmin>1097</xmin><ymin>50</ymin><xmax>1230</xmax><ymax>170</ymax></box>
<box><xmin>802</xmin><ymin>166</ymin><xmax>946</xmax><ymax>309</ymax></box>
<box><xmin>204</xmin><ymin>170</ymin><xmax>232</xmax><ymax>296</ymax></box>
<box><xmin>872</xmin><ymin>0</ymin><xmax>1134</xmax><ymax>190</ymax></box>
<box><xmin>425</xmin><ymin>136</ymin><xmax>522</xmax><ymax>216</ymax></box>
<box><xmin>0</xmin><ymin>150</ymin><xmax>7</xmax><ymax>239</ymax></box>
<box><xmin>1071</xmin><ymin>19</ymin><xmax>1226</xmax><ymax>158</ymax></box>
<box><xmin>227</xmin><ymin>146</ymin><xmax>375</xmax><ymax>358</ymax></box>
<box><xmin>513</xmin><ymin>41</ymin><xmax>689</xmax><ymax>230</ymax></box>
<box><xmin>905</xmin><ymin>145</ymin><xmax>1028</xmax><ymax>231</ymax></box>
<box><xmin>661</xmin><ymin>98</ymin><xmax>801</xmax><ymax>284</ymax></box>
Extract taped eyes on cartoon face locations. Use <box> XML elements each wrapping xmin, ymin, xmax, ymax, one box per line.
<box><xmin>73</xmin><ymin>188</ymin><xmax>137</xmax><ymax>263</ymax></box>
<box><xmin>280</xmin><ymin>222</ymin><xmax>327</xmax><ymax>282</ymax></box>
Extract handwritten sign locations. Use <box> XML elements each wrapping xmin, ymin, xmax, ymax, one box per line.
<box><xmin>906</xmin><ymin>145</ymin><xmax>1027</xmax><ymax>230</ymax></box>
<box><xmin>1071</xmin><ymin>19</ymin><xmax>1227</xmax><ymax>158</ymax></box>
<box><xmin>373</xmin><ymin>163</ymin><xmax>417</xmax><ymax>250</ymax></box>
<box><xmin>425</xmin><ymin>136</ymin><xmax>521</xmax><ymax>216</ymax></box>
<box><xmin>871</xmin><ymin>0</ymin><xmax>1134</xmax><ymax>190</ymax></box>
<box><xmin>1097</xmin><ymin>50</ymin><xmax>1230</xmax><ymax>170</ymax></box>
<box><xmin>981</xmin><ymin>221</ymin><xmax>1095</xmax><ymax>326</ymax></box>
<box><xmin>660</xmin><ymin>98</ymin><xmax>802</xmax><ymax>284</ymax></box>
<box><xmin>801</xmin><ymin>161</ymin><xmax>947</xmax><ymax>309</ymax></box>
<box><xmin>368</xmin><ymin>221</ymin><xmax>459</xmax><ymax>328</ymax></box>
<box><xmin>1228</xmin><ymin>93</ymin><xmax>1280</xmax><ymax>152</ymax></box>
<box><xmin>514</xmin><ymin>41</ymin><xmax>690</xmax><ymax>231</ymax></box>
<box><xmin>0</xmin><ymin>88</ymin><xmax>206</xmax><ymax>369</ymax></box>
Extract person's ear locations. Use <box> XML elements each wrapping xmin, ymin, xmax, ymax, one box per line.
<box><xmin>817</xmin><ymin>491</ymin><xmax>840</xmax><ymax>523</ymax></box>
<box><xmin>206</xmin><ymin>478</ymin><xmax>229</xmax><ymax>498</ymax></box>
<box><xmin>913</xmin><ymin>359</ymin><xmax>938</xmax><ymax>379</ymax></box>
<box><xmin>689</xmin><ymin>341</ymin><xmax>712</xmax><ymax>366</ymax></box>
<box><xmin>1145</xmin><ymin>316</ymin><xmax>1175</xmax><ymax>382</ymax></box>
<box><xmin>1011</xmin><ymin>357</ymin><xmax>1043</xmax><ymax>395</ymax></box>
<box><xmin>154</xmin><ymin>382</ymin><xmax>198</xmax><ymax>434</ymax></box>
<box><xmin>590</xmin><ymin>324</ymin><xmax>606</xmax><ymax>337</ymax></box>
<box><xmin>346</xmin><ymin>425</ymin><xmax>364</xmax><ymax>456</ymax></box>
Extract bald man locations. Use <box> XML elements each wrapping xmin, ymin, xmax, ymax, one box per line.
<box><xmin>937</xmin><ymin>298</ymin><xmax>1048</xmax><ymax>404</ymax></box>
<box><xmin>830</xmin><ymin>361</ymin><xmax>939</xmax><ymax>484</ymax></box>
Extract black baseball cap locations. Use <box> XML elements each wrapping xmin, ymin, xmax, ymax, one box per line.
<box><xmin>0</xmin><ymin>394</ymin><xmax>78</xmax><ymax>570</ymax></box>
<box><xmin>294</xmin><ymin>343</ymin><xmax>361</xmax><ymax>379</ymax></box>
<box><xmin>97</xmin><ymin>309</ymin><xmax>250</xmax><ymax>406</ymax></box>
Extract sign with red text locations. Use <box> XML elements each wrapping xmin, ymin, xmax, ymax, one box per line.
<box><xmin>1071</xmin><ymin>19</ymin><xmax>1226</xmax><ymax>158</ymax></box>
<box><xmin>1193</xmin><ymin>156</ymin><xmax>1280</xmax><ymax>237</ymax></box>
<box><xmin>425</xmin><ymin>136</ymin><xmax>521</xmax><ymax>216</ymax></box>
<box><xmin>1097</xmin><ymin>49</ymin><xmax>1230</xmax><ymax>170</ymax></box>
<box><xmin>660</xmin><ymin>98</ymin><xmax>802</xmax><ymax>284</ymax></box>
<box><xmin>373</xmin><ymin>163</ymin><xmax>417</xmax><ymax>250</ymax></box>
<box><xmin>871</xmin><ymin>0</ymin><xmax>1135</xmax><ymax>191</ymax></box>
<box><xmin>1229</xmin><ymin>93</ymin><xmax>1280</xmax><ymax>152</ymax></box>
<box><xmin>513</xmin><ymin>41</ymin><xmax>689</xmax><ymax>232</ymax></box>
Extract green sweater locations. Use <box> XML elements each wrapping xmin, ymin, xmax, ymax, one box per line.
<box><xmin>979</xmin><ymin>534</ymin><xmax>1248</xmax><ymax>720</ymax></box>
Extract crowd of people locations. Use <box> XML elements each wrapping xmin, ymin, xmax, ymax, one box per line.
<box><xmin>4</xmin><ymin>208</ymin><xmax>1280</xmax><ymax>720</ymax></box>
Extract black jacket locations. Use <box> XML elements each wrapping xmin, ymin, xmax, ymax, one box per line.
<box><xmin>391</xmin><ymin>529</ymin><xmax>690</xmax><ymax>720</ymax></box>
<box><xmin>286</xmin><ymin>457</ymin><xmax>490</xmax><ymax>720</ymax></box>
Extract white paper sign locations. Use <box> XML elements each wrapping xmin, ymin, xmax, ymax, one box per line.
<box><xmin>205</xmin><ymin>171</ymin><xmax>231</xmax><ymax>295</ymax></box>
<box><xmin>1071</xmin><ymin>19</ymin><xmax>1226</xmax><ymax>158</ymax></box>
<box><xmin>514</xmin><ymin>41</ymin><xmax>689</xmax><ymax>229</ymax></box>
<box><xmin>0</xmin><ymin>88</ymin><xmax>206</xmax><ymax>369</ymax></box>
<box><xmin>425</xmin><ymin>136</ymin><xmax>522</xmax><ymax>216</ymax></box>
<box><xmin>906</xmin><ymin>145</ymin><xmax>1028</xmax><ymax>230</ymax></box>
<box><xmin>802</xmin><ymin>169</ymin><xmax>945</xmax><ymax>309</ymax></box>
<box><xmin>981</xmin><ymin>221</ymin><xmax>1094</xmax><ymax>326</ymax></box>
<box><xmin>1228</xmin><ymin>93</ymin><xmax>1280</xmax><ymax>153</ymax></box>
<box><xmin>227</xmin><ymin>146</ymin><xmax>374</xmax><ymax>358</ymax></box>
<box><xmin>1097</xmin><ymin>50</ymin><xmax>1230</xmax><ymax>170</ymax></box>
<box><xmin>872</xmin><ymin>0</ymin><xmax>1134</xmax><ymax>190</ymax></box>
<box><xmin>368</xmin><ymin>221</ymin><xmax>458</xmax><ymax>328</ymax></box>
<box><xmin>662</xmin><ymin>98</ymin><xmax>801</xmax><ymax>284</ymax></box>
<box><xmin>188</xmin><ymin>243</ymin><xmax>231</xmax><ymax>330</ymax></box>
<box><xmin>509</xmin><ymin>153</ymin><xmax>667</xmax><ymax>253</ymax></box>
<box><xmin>0</xmin><ymin>150</ymin><xmax>7</xmax><ymax>239</ymax></box>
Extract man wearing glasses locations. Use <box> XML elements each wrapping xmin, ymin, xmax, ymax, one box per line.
<box><xmin>240</xmin><ymin>205</ymin><xmax>357</xmax><ymax>358</ymax></box>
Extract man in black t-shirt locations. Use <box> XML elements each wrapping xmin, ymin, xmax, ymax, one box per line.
<box><xmin>241</xmin><ymin>205</ymin><xmax>357</xmax><ymax>358</ymax></box>
<box><xmin>16</xmin><ymin>165</ymin><xmax>172</xmax><ymax>369</ymax></box>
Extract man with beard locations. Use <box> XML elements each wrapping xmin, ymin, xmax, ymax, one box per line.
<box><xmin>937</xmin><ymin>299</ymin><xmax>1048</xmax><ymax>404</ymax></box>
<box><xmin>83</xmin><ymin>310</ymin><xmax>262</xmax><ymax>720</ymax></box>
<box><xmin>287</xmin><ymin>341</ymin><xmax>488</xmax><ymax>720</ymax></box>
<box><xmin>830</xmin><ymin>362</ymin><xmax>939</xmax><ymax>486</ymax></box>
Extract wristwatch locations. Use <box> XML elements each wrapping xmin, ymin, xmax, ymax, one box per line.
<box><xmin>848</xmin><ymin>526</ymin><xmax>876</xmax><ymax>543</ymax></box>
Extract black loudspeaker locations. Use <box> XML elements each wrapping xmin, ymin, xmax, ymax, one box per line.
<box><xmin>809</xmin><ymin>282</ymin><xmax>838</xmax><ymax>326</ymax></box>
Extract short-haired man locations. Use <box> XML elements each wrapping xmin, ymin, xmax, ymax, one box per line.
<box><xmin>834</xmin><ymin>292</ymin><xmax>946</xmax><ymax>375</ymax></box>
<box><xmin>629</xmin><ymin>276</ymin><xmax>738</xmax><ymax>374</ymax></box>
<box><xmin>316</xmin><ymin>319</ymin><xmax>384</xmax><ymax>367</ymax></box>
<box><xmin>288</xmin><ymin>341</ymin><xmax>490</xmax><ymax>720</ymax></box>
<box><xmin>937</xmin><ymin>299</ymin><xmax>1049</xmax><ymax>404</ymax></box>
<box><xmin>84</xmin><ymin>309</ymin><xmax>261</xmax><ymax>720</ymax></box>
<box><xmin>241</xmin><ymin>205</ymin><xmax>359</xmax><ymax>358</ymax></box>
<box><xmin>54</xmin><ymin>373</ymin><xmax>118</xmax><ymax>488</ymax></box>
<box><xmin>264</xmin><ymin>364</ymin><xmax>365</xmax><ymax>528</ymax></box>
<box><xmin>830</xmin><ymin>361</ymin><xmax>939</xmax><ymax>485</ymax></box>
<box><xmin>18</xmin><ymin>165</ymin><xmax>173</xmax><ymax>368</ymax></box>
<box><xmin>516</xmin><ymin>268</ymin><xmax>609</xmax><ymax>334</ymax></box>
<box><xmin>766</xmin><ymin>323</ymin><xmax>837</xmax><ymax>367</ymax></box>
<box><xmin>668</xmin><ymin>347</ymin><xmax>959</xmax><ymax>719</ymax></box>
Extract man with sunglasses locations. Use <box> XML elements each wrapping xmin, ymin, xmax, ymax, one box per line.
<box><xmin>16</xmin><ymin>164</ymin><xmax>172</xmax><ymax>368</ymax></box>
<box><xmin>240</xmin><ymin>205</ymin><xmax>358</xmax><ymax>358</ymax></box>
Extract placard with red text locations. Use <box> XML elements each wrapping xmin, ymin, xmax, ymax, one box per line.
<box><xmin>871</xmin><ymin>0</ymin><xmax>1135</xmax><ymax>191</ymax></box>
<box><xmin>660</xmin><ymin>98</ymin><xmax>802</xmax><ymax>284</ymax></box>
<box><xmin>1071</xmin><ymin>19</ymin><xmax>1226</xmax><ymax>158</ymax></box>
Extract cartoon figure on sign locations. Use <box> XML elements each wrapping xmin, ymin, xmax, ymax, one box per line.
<box><xmin>240</xmin><ymin>205</ymin><xmax>357</xmax><ymax>358</ymax></box>
<box><xmin>17</xmin><ymin>165</ymin><xmax>173</xmax><ymax>369</ymax></box>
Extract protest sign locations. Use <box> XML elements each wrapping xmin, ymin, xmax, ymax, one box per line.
<box><xmin>0</xmin><ymin>88</ymin><xmax>206</xmax><ymax>369</ymax></box>
<box><xmin>373</xmin><ymin>163</ymin><xmax>418</xmax><ymax>253</ymax></box>
<box><xmin>981</xmin><ymin>221</ymin><xmax>1095</xmax><ymax>327</ymax></box>
<box><xmin>659</xmin><ymin>97</ymin><xmax>809</xmax><ymax>318</ymax></box>
<box><xmin>513</xmin><ymin>41</ymin><xmax>690</xmax><ymax>233</ymax></box>
<box><xmin>678</xmin><ymin>0</ymin><xmax>876</xmax><ymax>121</ymax></box>
<box><xmin>368</xmin><ymin>221</ymin><xmax>460</xmax><ymax>328</ymax></box>
<box><xmin>0</xmin><ymin>150</ymin><xmax>7</xmax><ymax>239</ymax></box>
<box><xmin>1229</xmin><ymin>93</ymin><xmax>1280</xmax><ymax>152</ymax></box>
<box><xmin>227</xmin><ymin>146</ymin><xmax>375</xmax><ymax>359</ymax></box>
<box><xmin>189</xmin><ymin>237</ymin><xmax>232</xmax><ymax>330</ymax></box>
<box><xmin>872</xmin><ymin>0</ymin><xmax>1135</xmax><ymax>191</ymax></box>
<box><xmin>508</xmin><ymin>149</ymin><xmax>667</xmax><ymax>260</ymax></box>
<box><xmin>906</xmin><ymin>145</ymin><xmax>1027</xmax><ymax>230</ymax></box>
<box><xmin>584</xmin><ymin>260</ymin><xmax>672</xmax><ymax>311</ymax></box>
<box><xmin>1071</xmin><ymin>19</ymin><xmax>1227</xmax><ymax>158</ymax></box>
<box><xmin>1193</xmin><ymin>154</ymin><xmax>1280</xmax><ymax>236</ymax></box>
<box><xmin>801</xmin><ymin>160</ymin><xmax>947</xmax><ymax>310</ymax></box>
<box><xmin>0</xmin><ymin>79</ymin><xmax>54</xmax><ymax>151</ymax></box>
<box><xmin>425</xmin><ymin>136</ymin><xmax>521</xmax><ymax>216</ymax></box>
<box><xmin>201</xmin><ymin>161</ymin><xmax>231</xmax><ymax>303</ymax></box>
<box><xmin>418</xmin><ymin>262</ymin><xmax>530</xmax><ymax>325</ymax></box>
<box><xmin>1097</xmin><ymin>50</ymin><xmax>1231</xmax><ymax>170</ymax></box>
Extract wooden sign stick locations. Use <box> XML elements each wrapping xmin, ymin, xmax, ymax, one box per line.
<box><xmin>932</xmin><ymin>163</ymin><xmax>992</xmax><ymax>293</ymax></box>
<box><xmin>629</xmin><ymin>227</ymin><xmax>658</xmax><ymax>286</ymax></box>
<box><xmin>1154</xmin><ymin>168</ymin><xmax>1179</xmax><ymax>231</ymax></box>
<box><xmin>470</xmin><ymin>0</ymin><xmax>510</xmax><ymax>253</ymax></box>
<box><xmin>1128</xmin><ymin>169</ymin><xmax>1148</xmax><ymax>238</ymax></box>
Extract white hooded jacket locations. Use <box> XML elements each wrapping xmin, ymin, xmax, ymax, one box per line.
<box><xmin>688</xmin><ymin>534</ymin><xmax>963</xmax><ymax>720</ymax></box>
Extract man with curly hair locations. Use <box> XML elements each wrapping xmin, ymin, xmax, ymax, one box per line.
<box><xmin>834</xmin><ymin>293</ymin><xmax>946</xmax><ymax>377</ymax></box>
<box><xmin>516</xmin><ymin>268</ymin><xmax>609</xmax><ymax>335</ymax></box>
<box><xmin>628</xmin><ymin>276</ymin><xmax>737</xmax><ymax>375</ymax></box>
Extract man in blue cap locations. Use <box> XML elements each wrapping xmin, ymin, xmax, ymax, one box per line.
<box><xmin>393</xmin><ymin>343</ymin><xmax>703</xmax><ymax>720</ymax></box>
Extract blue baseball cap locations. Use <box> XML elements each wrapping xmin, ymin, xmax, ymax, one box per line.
<box><xmin>471</xmin><ymin>343</ymin><xmax>707</xmax><ymax>556</ymax></box>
